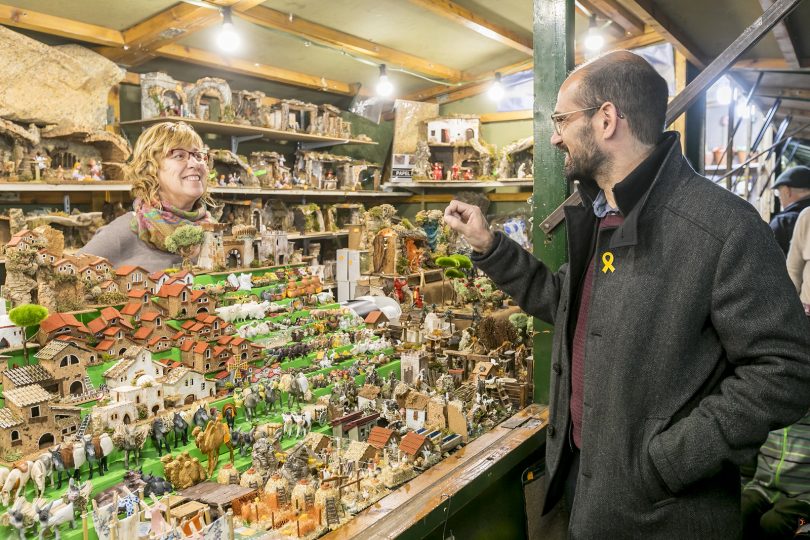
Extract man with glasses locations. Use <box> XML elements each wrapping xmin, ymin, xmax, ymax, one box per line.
<box><xmin>445</xmin><ymin>50</ymin><xmax>810</xmax><ymax>538</ymax></box>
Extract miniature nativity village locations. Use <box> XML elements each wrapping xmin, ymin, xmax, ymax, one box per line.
<box><xmin>0</xmin><ymin>5</ymin><xmax>546</xmax><ymax>539</ymax></box>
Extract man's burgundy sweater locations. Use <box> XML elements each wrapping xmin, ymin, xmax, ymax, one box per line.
<box><xmin>570</xmin><ymin>213</ymin><xmax>625</xmax><ymax>448</ymax></box>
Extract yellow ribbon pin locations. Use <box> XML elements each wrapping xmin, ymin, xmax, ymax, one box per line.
<box><xmin>601</xmin><ymin>251</ymin><xmax>615</xmax><ymax>273</ymax></box>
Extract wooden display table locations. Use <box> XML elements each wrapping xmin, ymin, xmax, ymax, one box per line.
<box><xmin>178</xmin><ymin>482</ymin><xmax>258</xmax><ymax>519</ymax></box>
<box><xmin>170</xmin><ymin>500</ymin><xmax>209</xmax><ymax>522</ymax></box>
<box><xmin>323</xmin><ymin>404</ymin><xmax>548</xmax><ymax>539</ymax></box>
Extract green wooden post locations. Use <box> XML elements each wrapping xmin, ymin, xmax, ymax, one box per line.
<box><xmin>683</xmin><ymin>62</ymin><xmax>707</xmax><ymax>175</ymax></box>
<box><xmin>532</xmin><ymin>0</ymin><xmax>574</xmax><ymax>405</ymax></box>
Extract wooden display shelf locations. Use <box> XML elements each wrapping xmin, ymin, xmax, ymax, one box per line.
<box><xmin>0</xmin><ymin>181</ymin><xmax>132</xmax><ymax>192</ymax></box>
<box><xmin>322</xmin><ymin>404</ymin><xmax>547</xmax><ymax>539</ymax></box>
<box><xmin>385</xmin><ymin>180</ymin><xmax>533</xmax><ymax>192</ymax></box>
<box><xmin>119</xmin><ymin>117</ymin><xmax>377</xmax><ymax>146</ymax></box>
<box><xmin>210</xmin><ymin>187</ymin><xmax>410</xmax><ymax>198</ymax></box>
<box><xmin>287</xmin><ymin>230</ymin><xmax>349</xmax><ymax>241</ymax></box>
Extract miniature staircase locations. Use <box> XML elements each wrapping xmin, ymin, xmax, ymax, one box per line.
<box><xmin>83</xmin><ymin>375</ymin><xmax>95</xmax><ymax>392</ymax></box>
<box><xmin>75</xmin><ymin>415</ymin><xmax>92</xmax><ymax>440</ymax></box>
<box><xmin>305</xmin><ymin>492</ymin><xmax>315</xmax><ymax>509</ymax></box>
<box><xmin>325</xmin><ymin>497</ymin><xmax>340</xmax><ymax>526</ymax></box>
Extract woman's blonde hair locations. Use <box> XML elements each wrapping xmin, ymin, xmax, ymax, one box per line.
<box><xmin>125</xmin><ymin>121</ymin><xmax>214</xmax><ymax>209</ymax></box>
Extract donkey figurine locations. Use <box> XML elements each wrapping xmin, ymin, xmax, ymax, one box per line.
<box><xmin>171</xmin><ymin>412</ymin><xmax>189</xmax><ymax>448</ymax></box>
<box><xmin>48</xmin><ymin>444</ymin><xmax>85</xmax><ymax>490</ymax></box>
<box><xmin>150</xmin><ymin>418</ymin><xmax>172</xmax><ymax>456</ymax></box>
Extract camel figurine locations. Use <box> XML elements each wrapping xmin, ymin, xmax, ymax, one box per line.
<box><xmin>192</xmin><ymin>420</ymin><xmax>234</xmax><ymax>477</ymax></box>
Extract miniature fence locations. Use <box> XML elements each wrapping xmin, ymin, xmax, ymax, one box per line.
<box><xmin>64</xmin><ymin>388</ymin><xmax>105</xmax><ymax>404</ymax></box>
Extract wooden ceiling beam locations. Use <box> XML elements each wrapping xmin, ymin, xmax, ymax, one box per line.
<box><xmin>621</xmin><ymin>0</ymin><xmax>707</xmax><ymax>68</ymax></box>
<box><xmin>584</xmin><ymin>0</ymin><xmax>645</xmax><ymax>36</ymax></box>
<box><xmin>577</xmin><ymin>0</ymin><xmax>628</xmax><ymax>39</ymax></box>
<box><xmin>575</xmin><ymin>27</ymin><xmax>662</xmax><ymax>63</ymax></box>
<box><xmin>155</xmin><ymin>43</ymin><xmax>356</xmax><ymax>96</ymax></box>
<box><xmin>97</xmin><ymin>0</ymin><xmax>265</xmax><ymax>67</ymax></box>
<box><xmin>758</xmin><ymin>0</ymin><xmax>801</xmax><ymax>69</ymax></box>
<box><xmin>234</xmin><ymin>4</ymin><xmax>463</xmax><ymax>82</ymax></box>
<box><xmin>0</xmin><ymin>3</ymin><xmax>124</xmax><ymax>46</ymax></box>
<box><xmin>405</xmin><ymin>0</ymin><xmax>533</xmax><ymax>55</ymax></box>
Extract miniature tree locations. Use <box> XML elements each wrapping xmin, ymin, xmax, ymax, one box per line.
<box><xmin>8</xmin><ymin>303</ymin><xmax>49</xmax><ymax>365</ymax></box>
<box><xmin>435</xmin><ymin>254</ymin><xmax>474</xmax><ymax>305</ymax></box>
<box><xmin>165</xmin><ymin>225</ymin><xmax>205</xmax><ymax>269</ymax></box>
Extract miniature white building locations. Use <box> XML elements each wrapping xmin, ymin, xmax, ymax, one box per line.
<box><xmin>103</xmin><ymin>346</ymin><xmax>164</xmax><ymax>389</ymax></box>
<box><xmin>259</xmin><ymin>230</ymin><xmax>291</xmax><ymax>266</ymax></box>
<box><xmin>162</xmin><ymin>366</ymin><xmax>213</xmax><ymax>405</ymax></box>
<box><xmin>404</xmin><ymin>392</ymin><xmax>430</xmax><ymax>431</ymax></box>
<box><xmin>0</xmin><ymin>298</ymin><xmax>24</xmax><ymax>349</ymax></box>
<box><xmin>92</xmin><ymin>374</ymin><xmax>164</xmax><ymax>429</ymax></box>
<box><xmin>400</xmin><ymin>350</ymin><xmax>429</xmax><ymax>385</ymax></box>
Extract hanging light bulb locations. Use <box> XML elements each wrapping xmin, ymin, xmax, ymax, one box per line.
<box><xmin>376</xmin><ymin>64</ymin><xmax>394</xmax><ymax>98</ymax></box>
<box><xmin>715</xmin><ymin>78</ymin><xmax>733</xmax><ymax>106</ymax></box>
<box><xmin>584</xmin><ymin>15</ymin><xmax>605</xmax><ymax>52</ymax></box>
<box><xmin>217</xmin><ymin>8</ymin><xmax>240</xmax><ymax>53</ymax></box>
<box><xmin>488</xmin><ymin>72</ymin><xmax>505</xmax><ymax>102</ymax></box>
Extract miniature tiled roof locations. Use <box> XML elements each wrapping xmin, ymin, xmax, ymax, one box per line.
<box><xmin>214</xmin><ymin>370</ymin><xmax>230</xmax><ymax>380</ymax></box>
<box><xmin>148</xmin><ymin>270</ymin><xmax>167</xmax><ymax>281</ymax></box>
<box><xmin>141</xmin><ymin>311</ymin><xmax>160</xmax><ymax>322</ymax></box>
<box><xmin>179</xmin><ymin>341</ymin><xmax>194</xmax><ymax>352</ymax></box>
<box><xmin>344</xmin><ymin>441</ymin><xmax>376</xmax><ymax>462</ymax></box>
<box><xmin>120</xmin><ymin>302</ymin><xmax>141</xmax><ymax>316</ymax></box>
<box><xmin>3</xmin><ymin>364</ymin><xmax>54</xmax><ymax>387</ymax></box>
<box><xmin>193</xmin><ymin>341</ymin><xmax>209</xmax><ymax>354</ymax></box>
<box><xmin>148</xmin><ymin>336</ymin><xmax>168</xmax><ymax>347</ymax></box>
<box><xmin>172</xmin><ymin>330</ymin><xmax>188</xmax><ymax>341</ymax></box>
<box><xmin>364</xmin><ymin>311</ymin><xmax>388</xmax><ymax>324</ymax></box>
<box><xmin>95</xmin><ymin>340</ymin><xmax>115</xmax><ymax>352</ymax></box>
<box><xmin>181</xmin><ymin>320</ymin><xmax>195</xmax><ymax>330</ymax></box>
<box><xmin>174</xmin><ymin>270</ymin><xmax>192</xmax><ymax>280</ymax></box>
<box><xmin>164</xmin><ymin>366</ymin><xmax>191</xmax><ymax>385</ymax></box>
<box><xmin>50</xmin><ymin>404</ymin><xmax>82</xmax><ymax>413</ymax></box>
<box><xmin>103</xmin><ymin>355</ymin><xmax>136</xmax><ymax>379</ymax></box>
<box><xmin>115</xmin><ymin>265</ymin><xmax>146</xmax><ymax>277</ymax></box>
<box><xmin>367</xmin><ymin>426</ymin><xmax>395</xmax><ymax>449</ymax></box>
<box><xmin>100</xmin><ymin>306</ymin><xmax>122</xmax><ymax>321</ymax></box>
<box><xmin>102</xmin><ymin>326</ymin><xmax>122</xmax><ymax>337</ymax></box>
<box><xmin>156</xmin><ymin>283</ymin><xmax>186</xmax><ymax>298</ymax></box>
<box><xmin>399</xmin><ymin>432</ymin><xmax>429</xmax><ymax>456</ymax></box>
<box><xmin>344</xmin><ymin>413</ymin><xmax>380</xmax><ymax>431</ymax></box>
<box><xmin>0</xmin><ymin>407</ymin><xmax>24</xmax><ymax>428</ymax></box>
<box><xmin>190</xmin><ymin>290</ymin><xmax>208</xmax><ymax>302</ymax></box>
<box><xmin>473</xmin><ymin>362</ymin><xmax>496</xmax><ymax>377</ymax></box>
<box><xmin>40</xmin><ymin>313</ymin><xmax>89</xmax><ymax>334</ymax></box>
<box><xmin>4</xmin><ymin>384</ymin><xmax>53</xmax><ymax>407</ymax></box>
<box><xmin>303</xmin><ymin>432</ymin><xmax>330</xmax><ymax>451</ymax></box>
<box><xmin>195</xmin><ymin>314</ymin><xmax>218</xmax><ymax>324</ymax></box>
<box><xmin>35</xmin><ymin>340</ymin><xmax>72</xmax><ymax>360</ymax></box>
<box><xmin>404</xmin><ymin>392</ymin><xmax>430</xmax><ymax>410</ymax></box>
<box><xmin>99</xmin><ymin>280</ymin><xmax>117</xmax><ymax>289</ymax></box>
<box><xmin>133</xmin><ymin>327</ymin><xmax>153</xmax><ymax>340</ymax></box>
<box><xmin>87</xmin><ymin>318</ymin><xmax>108</xmax><ymax>334</ymax></box>
<box><xmin>128</xmin><ymin>289</ymin><xmax>149</xmax><ymax>299</ymax></box>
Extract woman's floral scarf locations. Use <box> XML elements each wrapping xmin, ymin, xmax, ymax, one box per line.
<box><xmin>131</xmin><ymin>198</ymin><xmax>212</xmax><ymax>252</ymax></box>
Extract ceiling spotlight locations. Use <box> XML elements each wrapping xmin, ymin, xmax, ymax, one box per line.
<box><xmin>376</xmin><ymin>64</ymin><xmax>394</xmax><ymax>98</ymax></box>
<box><xmin>584</xmin><ymin>15</ymin><xmax>604</xmax><ymax>52</ymax></box>
<box><xmin>488</xmin><ymin>72</ymin><xmax>505</xmax><ymax>102</ymax></box>
<box><xmin>715</xmin><ymin>79</ymin><xmax>733</xmax><ymax>106</ymax></box>
<box><xmin>217</xmin><ymin>8</ymin><xmax>240</xmax><ymax>53</ymax></box>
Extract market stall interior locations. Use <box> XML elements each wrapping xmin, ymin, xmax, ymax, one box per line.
<box><xmin>0</xmin><ymin>0</ymin><xmax>809</xmax><ymax>538</ymax></box>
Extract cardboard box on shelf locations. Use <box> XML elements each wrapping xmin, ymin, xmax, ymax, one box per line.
<box><xmin>337</xmin><ymin>280</ymin><xmax>357</xmax><ymax>302</ymax></box>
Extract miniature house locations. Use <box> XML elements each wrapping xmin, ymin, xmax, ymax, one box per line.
<box><xmin>197</xmin><ymin>222</ymin><xmax>228</xmax><ymax>271</ymax></box>
<box><xmin>294</xmin><ymin>151</ymin><xmax>354</xmax><ymax>190</ymax></box>
<box><xmin>0</xmin><ymin>297</ymin><xmax>24</xmax><ymax>349</ymax></box>
<box><xmin>140</xmin><ymin>72</ymin><xmax>188</xmax><ymax>119</ymax></box>
<box><xmin>357</xmin><ymin>385</ymin><xmax>381</xmax><ymax>409</ymax></box>
<box><xmin>398</xmin><ymin>432</ymin><xmax>430</xmax><ymax>463</ymax></box>
<box><xmin>344</xmin><ymin>440</ymin><xmax>378</xmax><ymax>464</ymax></box>
<box><xmin>209</xmin><ymin>149</ymin><xmax>258</xmax><ymax>187</ymax></box>
<box><xmin>187</xmin><ymin>77</ymin><xmax>232</xmax><ymax>122</ymax></box>
<box><xmin>249</xmin><ymin>151</ymin><xmax>291</xmax><ymax>189</ymax></box>
<box><xmin>0</xmin><ymin>384</ymin><xmax>80</xmax><ymax>453</ymax></box>
<box><xmin>115</xmin><ymin>265</ymin><xmax>151</xmax><ymax>293</ymax></box>
<box><xmin>161</xmin><ymin>366</ymin><xmax>213</xmax><ymax>406</ymax></box>
<box><xmin>400</xmin><ymin>350</ymin><xmax>430</xmax><ymax>385</ymax></box>
<box><xmin>404</xmin><ymin>392</ymin><xmax>430</xmax><ymax>431</ymax></box>
<box><xmin>267</xmin><ymin>99</ymin><xmax>318</xmax><ymax>133</ymax></box>
<box><xmin>32</xmin><ymin>340</ymin><xmax>97</xmax><ymax>397</ymax></box>
<box><xmin>38</xmin><ymin>312</ymin><xmax>90</xmax><ymax>346</ymax></box>
<box><xmin>103</xmin><ymin>346</ymin><xmax>164</xmax><ymax>389</ymax></box>
<box><xmin>367</xmin><ymin>426</ymin><xmax>399</xmax><ymax>450</ymax></box>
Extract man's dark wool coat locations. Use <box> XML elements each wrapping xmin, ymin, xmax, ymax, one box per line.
<box><xmin>473</xmin><ymin>132</ymin><xmax>810</xmax><ymax>539</ymax></box>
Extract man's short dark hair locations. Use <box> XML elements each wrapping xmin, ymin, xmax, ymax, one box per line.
<box><xmin>573</xmin><ymin>50</ymin><xmax>669</xmax><ymax>146</ymax></box>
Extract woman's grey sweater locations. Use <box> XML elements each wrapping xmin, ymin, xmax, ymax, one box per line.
<box><xmin>79</xmin><ymin>212</ymin><xmax>183</xmax><ymax>272</ymax></box>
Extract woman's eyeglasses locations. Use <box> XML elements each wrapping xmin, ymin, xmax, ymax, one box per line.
<box><xmin>168</xmin><ymin>148</ymin><xmax>208</xmax><ymax>162</ymax></box>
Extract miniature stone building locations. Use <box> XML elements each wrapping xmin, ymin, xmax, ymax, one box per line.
<box><xmin>140</xmin><ymin>72</ymin><xmax>188</xmax><ymax>119</ymax></box>
<box><xmin>294</xmin><ymin>151</ymin><xmax>354</xmax><ymax>190</ymax></box>
<box><xmin>0</xmin><ymin>384</ymin><xmax>80</xmax><ymax>453</ymax></box>
<box><xmin>344</xmin><ymin>440</ymin><xmax>377</xmax><ymax>464</ymax></box>
<box><xmin>162</xmin><ymin>366</ymin><xmax>214</xmax><ymax>406</ymax></box>
<box><xmin>400</xmin><ymin>350</ymin><xmax>429</xmax><ymax>385</ymax></box>
<box><xmin>267</xmin><ymin>99</ymin><xmax>318</xmax><ymax>133</ymax></box>
<box><xmin>38</xmin><ymin>312</ymin><xmax>91</xmax><ymax>346</ymax></box>
<box><xmin>404</xmin><ymin>392</ymin><xmax>430</xmax><ymax>431</ymax></box>
<box><xmin>187</xmin><ymin>77</ymin><xmax>233</xmax><ymax>122</ymax></box>
<box><xmin>367</xmin><ymin>426</ymin><xmax>399</xmax><ymax>450</ymax></box>
<box><xmin>115</xmin><ymin>265</ymin><xmax>151</xmax><ymax>293</ymax></box>
<box><xmin>31</xmin><ymin>340</ymin><xmax>97</xmax><ymax>397</ymax></box>
<box><xmin>179</xmin><ymin>340</ymin><xmax>234</xmax><ymax>374</ymax></box>
<box><xmin>398</xmin><ymin>432</ymin><xmax>430</xmax><ymax>463</ymax></box>
<box><xmin>103</xmin><ymin>346</ymin><xmax>164</xmax><ymax>389</ymax></box>
<box><xmin>249</xmin><ymin>151</ymin><xmax>290</xmax><ymax>188</ymax></box>
<box><xmin>197</xmin><ymin>222</ymin><xmax>228</xmax><ymax>271</ymax></box>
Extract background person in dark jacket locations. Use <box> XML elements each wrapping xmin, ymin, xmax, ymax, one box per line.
<box><xmin>444</xmin><ymin>50</ymin><xmax>810</xmax><ymax>539</ymax></box>
<box><xmin>770</xmin><ymin>166</ymin><xmax>810</xmax><ymax>256</ymax></box>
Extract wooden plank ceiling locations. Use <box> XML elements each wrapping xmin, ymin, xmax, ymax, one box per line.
<box><xmin>0</xmin><ymin>0</ymin><xmax>807</xmax><ymax>110</ymax></box>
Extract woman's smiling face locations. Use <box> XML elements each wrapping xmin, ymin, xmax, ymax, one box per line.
<box><xmin>157</xmin><ymin>147</ymin><xmax>208</xmax><ymax>210</ymax></box>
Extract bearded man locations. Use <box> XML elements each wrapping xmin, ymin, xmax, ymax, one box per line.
<box><xmin>444</xmin><ymin>51</ymin><xmax>810</xmax><ymax>538</ymax></box>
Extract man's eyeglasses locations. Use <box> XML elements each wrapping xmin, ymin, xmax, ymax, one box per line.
<box><xmin>168</xmin><ymin>148</ymin><xmax>208</xmax><ymax>162</ymax></box>
<box><xmin>550</xmin><ymin>105</ymin><xmax>625</xmax><ymax>136</ymax></box>
<box><xmin>550</xmin><ymin>106</ymin><xmax>600</xmax><ymax>136</ymax></box>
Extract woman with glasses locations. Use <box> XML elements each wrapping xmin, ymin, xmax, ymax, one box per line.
<box><xmin>80</xmin><ymin>121</ymin><xmax>215</xmax><ymax>271</ymax></box>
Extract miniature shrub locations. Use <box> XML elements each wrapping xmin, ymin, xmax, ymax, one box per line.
<box><xmin>8</xmin><ymin>304</ymin><xmax>49</xmax><ymax>328</ymax></box>
<box><xmin>434</xmin><ymin>256</ymin><xmax>458</xmax><ymax>268</ymax></box>
<box><xmin>449</xmin><ymin>254</ymin><xmax>472</xmax><ymax>269</ymax></box>
<box><xmin>137</xmin><ymin>404</ymin><xmax>148</xmax><ymax>420</ymax></box>
<box><xmin>444</xmin><ymin>268</ymin><xmax>465</xmax><ymax>279</ymax></box>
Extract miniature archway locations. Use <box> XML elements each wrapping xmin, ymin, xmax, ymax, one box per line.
<box><xmin>226</xmin><ymin>250</ymin><xmax>241</xmax><ymax>268</ymax></box>
<box><xmin>184</xmin><ymin>395</ymin><xmax>196</xmax><ymax>405</ymax></box>
<box><xmin>123</xmin><ymin>414</ymin><xmax>131</xmax><ymax>424</ymax></box>
<box><xmin>69</xmin><ymin>380</ymin><xmax>84</xmax><ymax>395</ymax></box>
<box><xmin>38</xmin><ymin>433</ymin><xmax>54</xmax><ymax>449</ymax></box>
<box><xmin>188</xmin><ymin>78</ymin><xmax>232</xmax><ymax>121</ymax></box>
<box><xmin>152</xmin><ymin>405</ymin><xmax>160</xmax><ymax>415</ymax></box>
